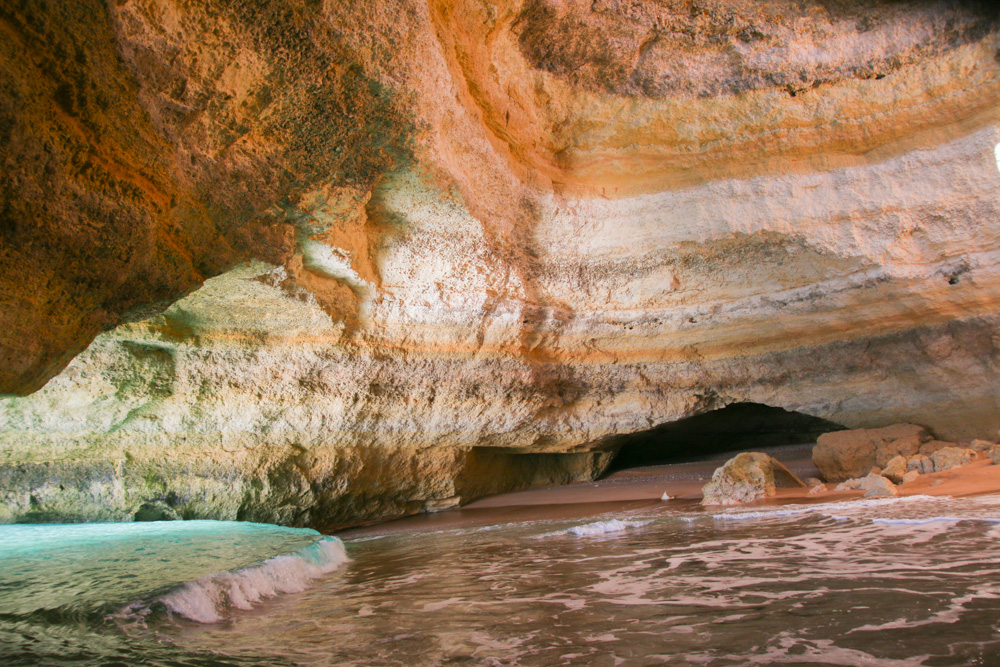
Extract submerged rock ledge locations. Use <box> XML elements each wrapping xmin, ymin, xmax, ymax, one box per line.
<box><xmin>1</xmin><ymin>0</ymin><xmax>999</xmax><ymax>528</ymax></box>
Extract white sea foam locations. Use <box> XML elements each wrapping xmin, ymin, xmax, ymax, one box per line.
<box><xmin>712</xmin><ymin>508</ymin><xmax>818</xmax><ymax>521</ymax></box>
<box><xmin>156</xmin><ymin>536</ymin><xmax>349</xmax><ymax>623</ymax></box>
<box><xmin>826</xmin><ymin>494</ymin><xmax>944</xmax><ymax>509</ymax></box>
<box><xmin>347</xmin><ymin>534</ymin><xmax>388</xmax><ymax>543</ymax></box>
<box><xmin>568</xmin><ymin>519</ymin><xmax>652</xmax><ymax>536</ymax></box>
<box><xmin>536</xmin><ymin>519</ymin><xmax>652</xmax><ymax>539</ymax></box>
<box><xmin>711</xmin><ymin>494</ymin><xmax>947</xmax><ymax>523</ymax></box>
<box><xmin>872</xmin><ymin>517</ymin><xmax>1000</xmax><ymax>526</ymax></box>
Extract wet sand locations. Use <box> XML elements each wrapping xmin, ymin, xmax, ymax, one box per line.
<box><xmin>335</xmin><ymin>443</ymin><xmax>1000</xmax><ymax>539</ymax></box>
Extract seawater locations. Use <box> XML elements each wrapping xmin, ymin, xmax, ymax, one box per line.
<box><xmin>5</xmin><ymin>495</ymin><xmax>1000</xmax><ymax>665</ymax></box>
<box><xmin>0</xmin><ymin>521</ymin><xmax>347</xmax><ymax>665</ymax></box>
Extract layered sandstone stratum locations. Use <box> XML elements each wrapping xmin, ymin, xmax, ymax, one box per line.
<box><xmin>1</xmin><ymin>0</ymin><xmax>999</xmax><ymax>529</ymax></box>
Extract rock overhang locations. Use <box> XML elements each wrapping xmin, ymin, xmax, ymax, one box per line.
<box><xmin>1</xmin><ymin>0</ymin><xmax>999</xmax><ymax>527</ymax></box>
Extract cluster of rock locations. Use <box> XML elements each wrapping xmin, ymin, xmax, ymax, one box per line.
<box><xmin>816</xmin><ymin>423</ymin><xmax>934</xmax><ymax>481</ymax></box>
<box><xmin>702</xmin><ymin>423</ymin><xmax>1000</xmax><ymax>505</ymax></box>
<box><xmin>834</xmin><ymin>472</ymin><xmax>905</xmax><ymax>498</ymax></box>
<box><xmin>813</xmin><ymin>423</ymin><xmax>998</xmax><ymax>497</ymax></box>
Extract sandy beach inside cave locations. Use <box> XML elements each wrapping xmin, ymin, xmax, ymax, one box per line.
<box><xmin>335</xmin><ymin>443</ymin><xmax>1000</xmax><ymax>539</ymax></box>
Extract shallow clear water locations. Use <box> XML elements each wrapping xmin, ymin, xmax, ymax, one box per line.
<box><xmin>0</xmin><ymin>521</ymin><xmax>346</xmax><ymax>665</ymax></box>
<box><xmin>6</xmin><ymin>495</ymin><xmax>1000</xmax><ymax>665</ymax></box>
<box><xmin>0</xmin><ymin>521</ymin><xmax>330</xmax><ymax>616</ymax></box>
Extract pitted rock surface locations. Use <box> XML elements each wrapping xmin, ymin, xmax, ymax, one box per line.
<box><xmin>2</xmin><ymin>0</ymin><xmax>1000</xmax><ymax>528</ymax></box>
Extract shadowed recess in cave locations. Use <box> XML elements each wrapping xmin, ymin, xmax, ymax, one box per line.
<box><xmin>606</xmin><ymin>403</ymin><xmax>845</xmax><ymax>473</ymax></box>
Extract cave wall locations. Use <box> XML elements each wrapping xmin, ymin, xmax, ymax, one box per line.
<box><xmin>1</xmin><ymin>0</ymin><xmax>999</xmax><ymax>528</ymax></box>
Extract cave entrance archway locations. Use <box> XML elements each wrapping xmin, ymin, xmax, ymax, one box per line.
<box><xmin>605</xmin><ymin>402</ymin><xmax>844</xmax><ymax>474</ymax></box>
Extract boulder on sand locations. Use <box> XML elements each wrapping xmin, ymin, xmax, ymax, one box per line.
<box><xmin>835</xmin><ymin>477</ymin><xmax>863</xmax><ymax>491</ymax></box>
<box><xmin>813</xmin><ymin>424</ymin><xmax>932</xmax><ymax>482</ymax></box>
<box><xmin>881</xmin><ymin>455</ymin><xmax>908</xmax><ymax>484</ymax></box>
<box><xmin>967</xmin><ymin>439</ymin><xmax>997</xmax><ymax>454</ymax></box>
<box><xmin>860</xmin><ymin>474</ymin><xmax>898</xmax><ymax>498</ymax></box>
<box><xmin>929</xmin><ymin>447</ymin><xmax>976</xmax><ymax>473</ymax></box>
<box><xmin>701</xmin><ymin>452</ymin><xmax>806</xmax><ymax>505</ymax></box>
<box><xmin>836</xmin><ymin>473</ymin><xmax>899</xmax><ymax>496</ymax></box>
<box><xmin>990</xmin><ymin>444</ymin><xmax>1000</xmax><ymax>466</ymax></box>
<box><xmin>907</xmin><ymin>454</ymin><xmax>933</xmax><ymax>475</ymax></box>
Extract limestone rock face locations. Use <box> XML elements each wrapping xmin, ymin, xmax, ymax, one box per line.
<box><xmin>2</xmin><ymin>1</ymin><xmax>1000</xmax><ymax>528</ymax></box>
<box><xmin>0</xmin><ymin>440</ymin><xmax>609</xmax><ymax>529</ymax></box>
<box><xmin>0</xmin><ymin>0</ymin><xmax>408</xmax><ymax>393</ymax></box>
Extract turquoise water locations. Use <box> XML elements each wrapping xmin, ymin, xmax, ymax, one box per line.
<box><xmin>0</xmin><ymin>521</ymin><xmax>330</xmax><ymax>616</ymax></box>
<box><xmin>0</xmin><ymin>521</ymin><xmax>347</xmax><ymax>665</ymax></box>
<box><xmin>6</xmin><ymin>495</ymin><xmax>1000</xmax><ymax>665</ymax></box>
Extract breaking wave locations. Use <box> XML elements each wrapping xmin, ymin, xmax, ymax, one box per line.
<box><xmin>127</xmin><ymin>536</ymin><xmax>349</xmax><ymax>624</ymax></box>
<box><xmin>535</xmin><ymin>519</ymin><xmax>652</xmax><ymax>539</ymax></box>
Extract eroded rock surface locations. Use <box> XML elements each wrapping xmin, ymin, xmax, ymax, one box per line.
<box><xmin>701</xmin><ymin>452</ymin><xmax>805</xmax><ymax>505</ymax></box>
<box><xmin>929</xmin><ymin>446</ymin><xmax>978</xmax><ymax>473</ymax></box>
<box><xmin>814</xmin><ymin>424</ymin><xmax>934</xmax><ymax>482</ymax></box>
<box><xmin>908</xmin><ymin>454</ymin><xmax>935</xmax><ymax>475</ymax></box>
<box><xmin>990</xmin><ymin>445</ymin><xmax>1000</xmax><ymax>465</ymax></box>
<box><xmin>2</xmin><ymin>0</ymin><xmax>1000</xmax><ymax>528</ymax></box>
<box><xmin>861</xmin><ymin>474</ymin><xmax>898</xmax><ymax>499</ymax></box>
<box><xmin>882</xmin><ymin>456</ymin><xmax>908</xmax><ymax>484</ymax></box>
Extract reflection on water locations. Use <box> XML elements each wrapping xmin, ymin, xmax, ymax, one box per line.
<box><xmin>6</xmin><ymin>495</ymin><xmax>1000</xmax><ymax>665</ymax></box>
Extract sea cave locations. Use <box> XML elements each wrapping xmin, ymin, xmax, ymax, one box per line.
<box><xmin>2</xmin><ymin>0</ymin><xmax>1000</xmax><ymax>664</ymax></box>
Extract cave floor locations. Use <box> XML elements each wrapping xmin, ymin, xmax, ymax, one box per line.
<box><xmin>336</xmin><ymin>442</ymin><xmax>1000</xmax><ymax>540</ymax></box>
<box><xmin>335</xmin><ymin>443</ymin><xmax>823</xmax><ymax>538</ymax></box>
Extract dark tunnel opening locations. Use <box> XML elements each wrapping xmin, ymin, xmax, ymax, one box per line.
<box><xmin>604</xmin><ymin>402</ymin><xmax>845</xmax><ymax>474</ymax></box>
